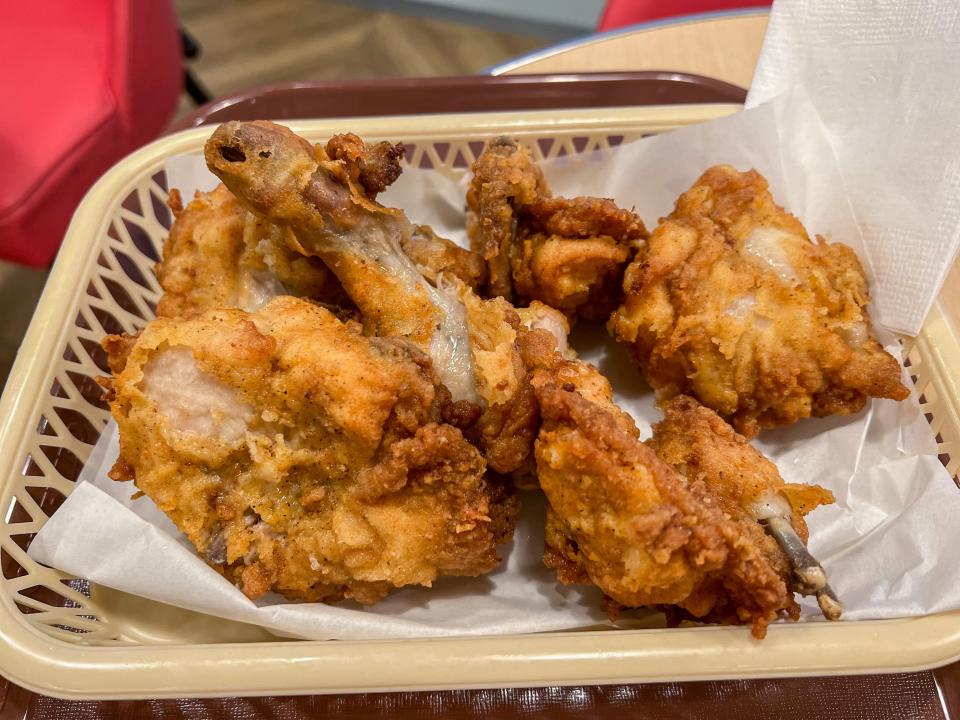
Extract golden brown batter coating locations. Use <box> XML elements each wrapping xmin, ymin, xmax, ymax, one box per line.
<box><xmin>205</xmin><ymin>120</ymin><xmax>478</xmax><ymax>404</ymax></box>
<box><xmin>609</xmin><ymin>165</ymin><xmax>908</xmax><ymax>437</ymax></box>
<box><xmin>458</xmin><ymin>290</ymin><xmax>540</xmax><ymax>476</ymax></box>
<box><xmin>649</xmin><ymin>395</ymin><xmax>838</xmax><ymax>626</ymax></box>
<box><xmin>513</xmin><ymin>197</ymin><xmax>647</xmax><ymax>321</ymax></box>
<box><xmin>466</xmin><ymin>137</ymin><xmax>548</xmax><ymax>299</ymax></box>
<box><xmin>323</xmin><ymin>132</ymin><xmax>404</xmax><ymax>198</ymax></box>
<box><xmin>523</xmin><ymin>330</ymin><xmax>836</xmax><ymax>637</ymax></box>
<box><xmin>467</xmin><ymin>138</ymin><xmax>645</xmax><ymax>319</ymax></box>
<box><xmin>402</xmin><ymin>224</ymin><xmax>488</xmax><ymax>291</ymax></box>
<box><xmin>156</xmin><ymin>184</ymin><xmax>345</xmax><ymax>318</ymax></box>
<box><xmin>650</xmin><ymin>396</ymin><xmax>833</xmax><ymax>542</ymax></box>
<box><xmin>102</xmin><ymin>296</ymin><xmax>515</xmax><ymax>604</ymax></box>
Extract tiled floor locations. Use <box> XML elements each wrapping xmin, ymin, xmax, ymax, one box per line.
<box><xmin>1</xmin><ymin>0</ymin><xmax>545</xmax><ymax>388</ymax></box>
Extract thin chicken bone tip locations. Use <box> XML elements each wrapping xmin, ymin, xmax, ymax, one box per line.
<box><xmin>816</xmin><ymin>584</ymin><xmax>843</xmax><ymax>621</ymax></box>
<box><xmin>761</xmin><ymin>515</ymin><xmax>834</xmax><ymax>598</ymax></box>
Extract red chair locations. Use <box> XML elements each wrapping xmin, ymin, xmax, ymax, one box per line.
<box><xmin>598</xmin><ymin>0</ymin><xmax>771</xmax><ymax>31</ymax></box>
<box><xmin>0</xmin><ymin>1</ymin><xmax>184</xmax><ymax>266</ymax></box>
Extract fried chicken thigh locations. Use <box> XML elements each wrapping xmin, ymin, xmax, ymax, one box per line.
<box><xmin>467</xmin><ymin>137</ymin><xmax>646</xmax><ymax>319</ymax></box>
<box><xmin>609</xmin><ymin>165</ymin><xmax>908</xmax><ymax>436</ymax></box>
<box><xmin>102</xmin><ymin>296</ymin><xmax>515</xmax><ymax>603</ymax></box>
<box><xmin>157</xmin><ymin>184</ymin><xmax>345</xmax><ymax>317</ymax></box>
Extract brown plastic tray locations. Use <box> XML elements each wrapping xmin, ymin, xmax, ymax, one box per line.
<box><xmin>170</xmin><ymin>71</ymin><xmax>747</xmax><ymax>129</ymax></box>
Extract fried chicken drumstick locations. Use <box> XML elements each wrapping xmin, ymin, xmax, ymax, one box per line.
<box><xmin>609</xmin><ymin>165</ymin><xmax>908</xmax><ymax>437</ymax></box>
<box><xmin>467</xmin><ymin>137</ymin><xmax>647</xmax><ymax>319</ymax></box>
<box><xmin>205</xmin><ymin>121</ymin><xmax>540</xmax><ymax>476</ymax></box>
<box><xmin>205</xmin><ymin>121</ymin><xmax>478</xmax><ymax>403</ymax></box>
<box><xmin>102</xmin><ymin>296</ymin><xmax>516</xmax><ymax>603</ymax></box>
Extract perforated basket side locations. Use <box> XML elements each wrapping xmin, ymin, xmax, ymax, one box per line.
<box><xmin>903</xmin><ymin>302</ymin><xmax>960</xmax><ymax>485</ymax></box>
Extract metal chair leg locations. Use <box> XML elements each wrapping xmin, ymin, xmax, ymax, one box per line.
<box><xmin>184</xmin><ymin>68</ymin><xmax>212</xmax><ymax>105</ymax></box>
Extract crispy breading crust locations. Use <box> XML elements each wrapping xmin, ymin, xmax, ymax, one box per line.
<box><xmin>467</xmin><ymin>139</ymin><xmax>646</xmax><ymax>319</ymax></box>
<box><xmin>156</xmin><ymin>184</ymin><xmax>345</xmax><ymax>318</ymax></box>
<box><xmin>324</xmin><ymin>133</ymin><xmax>404</xmax><ymax>198</ymax></box>
<box><xmin>103</xmin><ymin>296</ymin><xmax>515</xmax><ymax>604</ymax></box>
<box><xmin>466</xmin><ymin>137</ymin><xmax>548</xmax><ymax>299</ymax></box>
<box><xmin>610</xmin><ymin>165</ymin><xmax>908</xmax><ymax>436</ymax></box>
<box><xmin>459</xmin><ymin>290</ymin><xmax>541</xmax><ymax>475</ymax></box>
<box><xmin>649</xmin><ymin>395</ymin><xmax>834</xmax><ymax>545</ymax></box>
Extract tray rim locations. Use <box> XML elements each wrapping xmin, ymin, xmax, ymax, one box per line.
<box><xmin>2</xmin><ymin>105</ymin><xmax>959</xmax><ymax>699</ymax></box>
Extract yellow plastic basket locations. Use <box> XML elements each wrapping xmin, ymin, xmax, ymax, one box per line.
<box><xmin>2</xmin><ymin>106</ymin><xmax>959</xmax><ymax>700</ymax></box>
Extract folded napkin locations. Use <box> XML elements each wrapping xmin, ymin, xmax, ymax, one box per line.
<box><xmin>747</xmin><ymin>0</ymin><xmax>960</xmax><ymax>334</ymax></box>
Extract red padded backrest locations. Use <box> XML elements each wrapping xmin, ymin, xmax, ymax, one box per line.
<box><xmin>0</xmin><ymin>0</ymin><xmax>180</xmax><ymax>265</ymax></box>
<box><xmin>598</xmin><ymin>0</ymin><xmax>772</xmax><ymax>31</ymax></box>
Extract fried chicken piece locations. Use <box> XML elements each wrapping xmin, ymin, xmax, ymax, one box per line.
<box><xmin>458</xmin><ymin>290</ymin><xmax>539</xmax><ymax>475</ymax></box>
<box><xmin>467</xmin><ymin>137</ymin><xmax>646</xmax><ymax>319</ymax></box>
<box><xmin>466</xmin><ymin>137</ymin><xmax>549</xmax><ymax>299</ymax></box>
<box><xmin>156</xmin><ymin>184</ymin><xmax>346</xmax><ymax>318</ymax></box>
<box><xmin>523</xmin><ymin>330</ymin><xmax>836</xmax><ymax>637</ymax></box>
<box><xmin>324</xmin><ymin>132</ymin><xmax>404</xmax><ymax>198</ymax></box>
<box><xmin>609</xmin><ymin>165</ymin><xmax>908</xmax><ymax>437</ymax></box>
<box><xmin>649</xmin><ymin>395</ymin><xmax>840</xmax><ymax>622</ymax></box>
<box><xmin>402</xmin><ymin>224</ymin><xmax>488</xmax><ymax>291</ymax></box>
<box><xmin>512</xmin><ymin>197</ymin><xmax>647</xmax><ymax>321</ymax></box>
<box><xmin>102</xmin><ymin>296</ymin><xmax>515</xmax><ymax>603</ymax></box>
<box><xmin>206</xmin><ymin>122</ymin><xmax>542</xmax><ymax>479</ymax></box>
<box><xmin>206</xmin><ymin>120</ymin><xmax>477</xmax><ymax>403</ymax></box>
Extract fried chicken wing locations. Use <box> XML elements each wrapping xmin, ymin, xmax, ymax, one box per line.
<box><xmin>649</xmin><ymin>395</ymin><xmax>840</xmax><ymax>622</ymax></box>
<box><xmin>102</xmin><ymin>296</ymin><xmax>515</xmax><ymax>603</ymax></box>
<box><xmin>467</xmin><ymin>138</ymin><xmax>646</xmax><ymax>319</ymax></box>
<box><xmin>522</xmin><ymin>326</ymin><xmax>837</xmax><ymax>636</ymax></box>
<box><xmin>609</xmin><ymin>165</ymin><xmax>908</xmax><ymax>436</ymax></box>
<box><xmin>205</xmin><ymin>120</ymin><xmax>477</xmax><ymax>403</ymax></box>
<box><xmin>156</xmin><ymin>184</ymin><xmax>345</xmax><ymax>317</ymax></box>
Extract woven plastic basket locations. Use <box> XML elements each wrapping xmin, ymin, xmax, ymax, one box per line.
<box><xmin>2</xmin><ymin>105</ymin><xmax>959</xmax><ymax>699</ymax></box>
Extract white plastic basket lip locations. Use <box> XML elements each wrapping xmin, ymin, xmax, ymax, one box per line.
<box><xmin>2</xmin><ymin>105</ymin><xmax>959</xmax><ymax>700</ymax></box>
<box><xmin>5</xmin><ymin>616</ymin><xmax>960</xmax><ymax>701</ymax></box>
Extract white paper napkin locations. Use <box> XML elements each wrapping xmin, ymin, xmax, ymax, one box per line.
<box><xmin>29</xmin><ymin>90</ymin><xmax>960</xmax><ymax>639</ymax></box>
<box><xmin>747</xmin><ymin>0</ymin><xmax>960</xmax><ymax>335</ymax></box>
